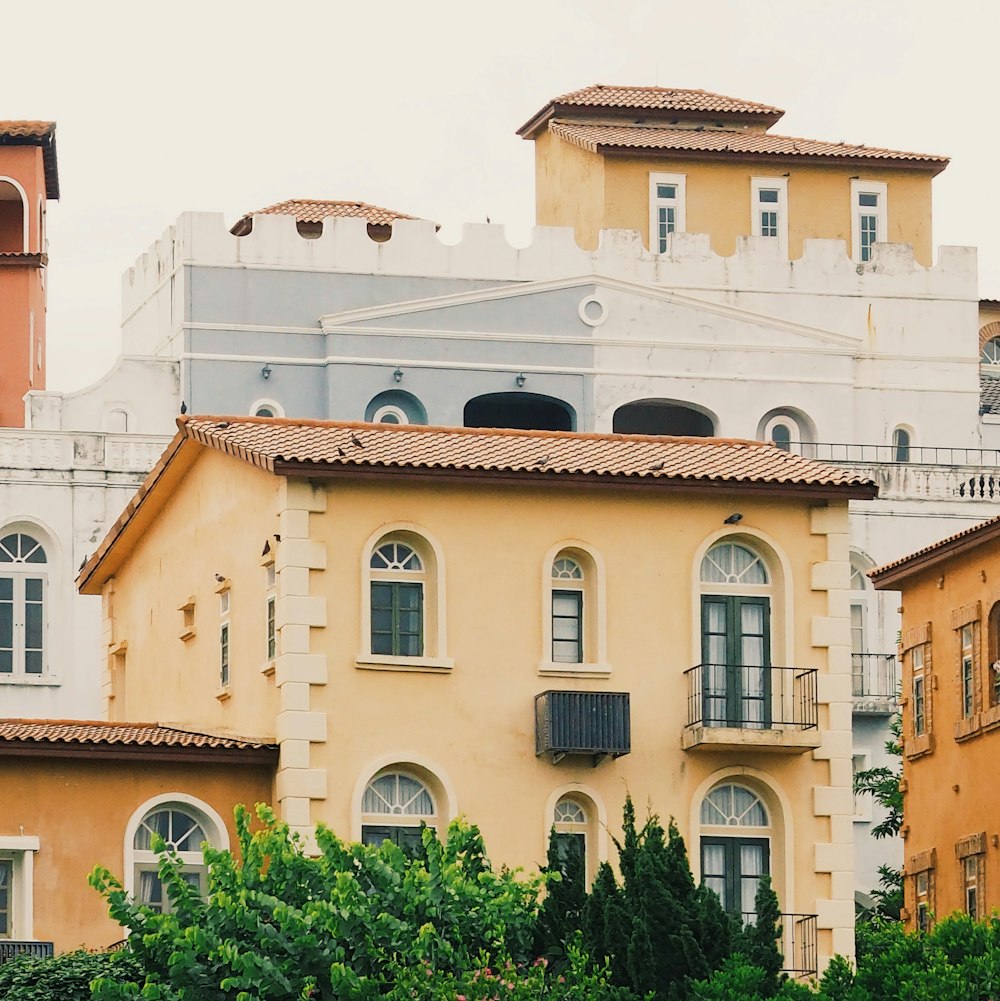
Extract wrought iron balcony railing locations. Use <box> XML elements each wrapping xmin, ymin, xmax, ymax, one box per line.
<box><xmin>0</xmin><ymin>940</ymin><xmax>54</xmax><ymax>963</ymax></box>
<box><xmin>789</xmin><ymin>441</ymin><xmax>1000</xmax><ymax>467</ymax></box>
<box><xmin>852</xmin><ymin>653</ymin><xmax>899</xmax><ymax>702</ymax></box>
<box><xmin>741</xmin><ymin>912</ymin><xmax>818</xmax><ymax>978</ymax></box>
<box><xmin>684</xmin><ymin>664</ymin><xmax>818</xmax><ymax>731</ymax></box>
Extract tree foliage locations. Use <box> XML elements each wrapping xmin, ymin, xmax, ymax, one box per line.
<box><xmin>88</xmin><ymin>804</ymin><xmax>633</xmax><ymax>1001</ymax></box>
<box><xmin>0</xmin><ymin>949</ymin><xmax>143</xmax><ymax>1001</ymax></box>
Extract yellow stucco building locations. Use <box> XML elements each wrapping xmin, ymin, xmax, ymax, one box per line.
<box><xmin>78</xmin><ymin>415</ymin><xmax>876</xmax><ymax>973</ymax></box>
<box><xmin>519</xmin><ymin>84</ymin><xmax>948</xmax><ymax>264</ymax></box>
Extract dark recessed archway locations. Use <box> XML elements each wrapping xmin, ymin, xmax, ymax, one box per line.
<box><xmin>464</xmin><ymin>393</ymin><xmax>575</xmax><ymax>432</ymax></box>
<box><xmin>613</xmin><ymin>400</ymin><xmax>715</xmax><ymax>437</ymax></box>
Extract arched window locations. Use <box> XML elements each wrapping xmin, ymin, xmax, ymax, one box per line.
<box><xmin>251</xmin><ymin>399</ymin><xmax>284</xmax><ymax>419</ymax></box>
<box><xmin>768</xmin><ymin>422</ymin><xmax>792</xmax><ymax>450</ymax></box>
<box><xmin>613</xmin><ymin>399</ymin><xmax>715</xmax><ymax>437</ymax></box>
<box><xmin>982</xmin><ymin>337</ymin><xmax>1000</xmax><ymax>366</ymax></box>
<box><xmin>361</xmin><ymin>771</ymin><xmax>437</xmax><ymax>852</ymax></box>
<box><xmin>892</xmin><ymin>427</ymin><xmax>911</xmax><ymax>463</ymax></box>
<box><xmin>988</xmin><ymin>601</ymin><xmax>1000</xmax><ymax>709</ymax></box>
<box><xmin>128</xmin><ymin>799</ymin><xmax>224</xmax><ymax>913</ymax></box>
<box><xmin>699</xmin><ymin>542</ymin><xmax>772</xmax><ymax>728</ymax></box>
<box><xmin>757</xmin><ymin>408</ymin><xmax>815</xmax><ymax>452</ymax></box>
<box><xmin>553</xmin><ymin>796</ymin><xmax>588</xmax><ymax>864</ymax></box>
<box><xmin>370</xmin><ymin>541</ymin><xmax>425</xmax><ymax>657</ymax></box>
<box><xmin>366</xmin><ymin>390</ymin><xmax>427</xmax><ymax>426</ymax></box>
<box><xmin>372</xmin><ymin>404</ymin><xmax>409</xmax><ymax>425</ymax></box>
<box><xmin>542</xmin><ymin>546</ymin><xmax>605</xmax><ymax>671</ymax></box>
<box><xmin>0</xmin><ymin>533</ymin><xmax>47</xmax><ymax>677</ymax></box>
<box><xmin>551</xmin><ymin>556</ymin><xmax>585</xmax><ymax>663</ymax></box>
<box><xmin>700</xmin><ymin>784</ymin><xmax>771</xmax><ymax>918</ymax></box>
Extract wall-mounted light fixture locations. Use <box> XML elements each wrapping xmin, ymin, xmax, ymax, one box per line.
<box><xmin>261</xmin><ymin>363</ymin><xmax>272</xmax><ymax>380</ymax></box>
<box><xmin>393</xmin><ymin>367</ymin><xmax>404</xmax><ymax>383</ymax></box>
<box><xmin>515</xmin><ymin>372</ymin><xmax>526</xmax><ymax>388</ymax></box>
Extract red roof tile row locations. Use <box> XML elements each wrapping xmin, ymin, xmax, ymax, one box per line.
<box><xmin>871</xmin><ymin>514</ymin><xmax>1000</xmax><ymax>583</ymax></box>
<box><xmin>0</xmin><ymin>121</ymin><xmax>59</xmax><ymax>199</ymax></box>
<box><xmin>230</xmin><ymin>199</ymin><xmax>421</xmax><ymax>236</ymax></box>
<box><xmin>0</xmin><ymin>719</ymin><xmax>274</xmax><ymax>750</ymax></box>
<box><xmin>181</xmin><ymin>416</ymin><xmax>874</xmax><ymax>490</ymax></box>
<box><xmin>549</xmin><ymin>120</ymin><xmax>949</xmax><ymax>168</ymax></box>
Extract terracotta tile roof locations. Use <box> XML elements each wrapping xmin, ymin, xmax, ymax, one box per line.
<box><xmin>231</xmin><ymin>199</ymin><xmax>422</xmax><ymax>236</ymax></box>
<box><xmin>79</xmin><ymin>417</ymin><xmax>876</xmax><ymax>592</ymax></box>
<box><xmin>517</xmin><ymin>85</ymin><xmax>784</xmax><ymax>136</ymax></box>
<box><xmin>182</xmin><ymin>415</ymin><xmax>875</xmax><ymax>489</ymax></box>
<box><xmin>871</xmin><ymin>514</ymin><xmax>1000</xmax><ymax>586</ymax></box>
<box><xmin>0</xmin><ymin>719</ymin><xmax>274</xmax><ymax>750</ymax></box>
<box><xmin>0</xmin><ymin>121</ymin><xmax>59</xmax><ymax>200</ymax></box>
<box><xmin>547</xmin><ymin>120</ymin><xmax>949</xmax><ymax>170</ymax></box>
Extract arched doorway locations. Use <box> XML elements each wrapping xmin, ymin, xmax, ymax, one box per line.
<box><xmin>463</xmin><ymin>393</ymin><xmax>574</xmax><ymax>432</ymax></box>
<box><xmin>0</xmin><ymin>179</ymin><xmax>27</xmax><ymax>254</ymax></box>
<box><xmin>613</xmin><ymin>400</ymin><xmax>715</xmax><ymax>437</ymax></box>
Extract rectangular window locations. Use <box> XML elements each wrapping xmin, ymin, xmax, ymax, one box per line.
<box><xmin>0</xmin><ymin>859</ymin><xmax>10</xmax><ymax>938</ymax></box>
<box><xmin>915</xmin><ymin>869</ymin><xmax>932</xmax><ymax>932</ymax></box>
<box><xmin>552</xmin><ymin>589</ymin><xmax>583</xmax><ymax>663</ymax></box>
<box><xmin>649</xmin><ymin>173</ymin><xmax>687</xmax><ymax>253</ymax></box>
<box><xmin>750</xmin><ymin>177</ymin><xmax>788</xmax><ymax>257</ymax></box>
<box><xmin>912</xmin><ymin>645</ymin><xmax>926</xmax><ymax>735</ymax></box>
<box><xmin>961</xmin><ymin>624</ymin><xmax>975</xmax><ymax>718</ymax></box>
<box><xmin>370</xmin><ymin>582</ymin><xmax>424</xmax><ymax>657</ymax></box>
<box><xmin>851</xmin><ymin>180</ymin><xmax>888</xmax><ymax>264</ymax></box>
<box><xmin>220</xmin><ymin>622</ymin><xmax>230</xmax><ymax>688</ymax></box>
<box><xmin>965</xmin><ymin>856</ymin><xmax>980</xmax><ymax>919</ymax></box>
<box><xmin>266</xmin><ymin>595</ymin><xmax>276</xmax><ymax>662</ymax></box>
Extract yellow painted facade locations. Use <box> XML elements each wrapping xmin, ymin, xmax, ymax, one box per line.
<box><xmin>84</xmin><ymin>430</ymin><xmax>862</xmax><ymax>971</ymax></box>
<box><xmin>534</xmin><ymin>135</ymin><xmax>936</xmax><ymax>264</ymax></box>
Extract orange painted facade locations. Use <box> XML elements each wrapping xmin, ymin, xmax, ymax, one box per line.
<box><xmin>0</xmin><ymin>744</ymin><xmax>274</xmax><ymax>951</ymax></box>
<box><xmin>0</xmin><ymin>129</ymin><xmax>57</xmax><ymax>427</ymax></box>
<box><xmin>872</xmin><ymin>520</ymin><xmax>1000</xmax><ymax>930</ymax></box>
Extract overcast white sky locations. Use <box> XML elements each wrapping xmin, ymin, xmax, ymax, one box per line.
<box><xmin>4</xmin><ymin>0</ymin><xmax>998</xmax><ymax>391</ymax></box>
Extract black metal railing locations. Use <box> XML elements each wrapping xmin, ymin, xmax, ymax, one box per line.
<box><xmin>741</xmin><ymin>912</ymin><xmax>818</xmax><ymax>978</ymax></box>
<box><xmin>852</xmin><ymin>653</ymin><xmax>899</xmax><ymax>700</ymax></box>
<box><xmin>685</xmin><ymin>664</ymin><xmax>818</xmax><ymax>730</ymax></box>
<box><xmin>535</xmin><ymin>690</ymin><xmax>631</xmax><ymax>759</ymax></box>
<box><xmin>0</xmin><ymin>940</ymin><xmax>54</xmax><ymax>963</ymax></box>
<box><xmin>788</xmin><ymin>441</ymin><xmax>1000</xmax><ymax>468</ymax></box>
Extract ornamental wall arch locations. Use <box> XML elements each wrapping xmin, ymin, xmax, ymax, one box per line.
<box><xmin>979</xmin><ymin>321</ymin><xmax>1000</xmax><ymax>353</ymax></box>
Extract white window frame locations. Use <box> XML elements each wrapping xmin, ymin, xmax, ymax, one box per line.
<box><xmin>371</xmin><ymin>404</ymin><xmax>409</xmax><ymax>425</ymax></box>
<box><xmin>649</xmin><ymin>172</ymin><xmax>687</xmax><ymax>253</ymax></box>
<box><xmin>851</xmin><ymin>179</ymin><xmax>887</xmax><ymax>264</ymax></box>
<box><xmin>0</xmin><ymin>836</ymin><xmax>39</xmax><ymax>940</ymax></box>
<box><xmin>250</xmin><ymin>399</ymin><xmax>284</xmax><ymax>419</ymax></box>
<box><xmin>265</xmin><ymin>561</ymin><xmax>276</xmax><ymax>670</ymax></box>
<box><xmin>750</xmin><ymin>177</ymin><xmax>788</xmax><ymax>258</ymax></box>
<box><xmin>0</xmin><ymin>533</ymin><xmax>49</xmax><ymax>682</ymax></box>
<box><xmin>217</xmin><ymin>582</ymin><xmax>231</xmax><ymax>691</ymax></box>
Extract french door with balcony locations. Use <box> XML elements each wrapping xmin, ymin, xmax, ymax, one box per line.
<box><xmin>700</xmin><ymin>595</ymin><xmax>771</xmax><ymax>727</ymax></box>
<box><xmin>701</xmin><ymin>836</ymin><xmax>770</xmax><ymax>918</ymax></box>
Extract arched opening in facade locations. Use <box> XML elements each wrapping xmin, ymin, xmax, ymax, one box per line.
<box><xmin>463</xmin><ymin>392</ymin><xmax>574</xmax><ymax>432</ymax></box>
<box><xmin>0</xmin><ymin>179</ymin><xmax>28</xmax><ymax>254</ymax></box>
<box><xmin>360</xmin><ymin>768</ymin><xmax>442</xmax><ymax>853</ymax></box>
<box><xmin>756</xmin><ymin>407</ymin><xmax>816</xmax><ymax>452</ymax></box>
<box><xmin>613</xmin><ymin>400</ymin><xmax>716</xmax><ymax>437</ymax></box>
<box><xmin>366</xmin><ymin>390</ymin><xmax>427</xmax><ymax>426</ymax></box>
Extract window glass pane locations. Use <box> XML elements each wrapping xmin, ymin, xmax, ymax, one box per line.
<box><xmin>363</xmin><ymin>773</ymin><xmax>434</xmax><ymax>815</ymax></box>
<box><xmin>859</xmin><ymin>193</ymin><xmax>879</xmax><ymax>207</ymax></box>
<box><xmin>657</xmin><ymin>184</ymin><xmax>676</xmax><ymax>199</ymax></box>
<box><xmin>770</xmin><ymin>424</ymin><xmax>791</xmax><ymax>449</ymax></box>
<box><xmin>701</xmin><ymin>543</ymin><xmax>768</xmax><ymax>585</ymax></box>
<box><xmin>555</xmin><ymin>798</ymin><xmax>586</xmax><ymax>824</ymax></box>
<box><xmin>0</xmin><ymin>859</ymin><xmax>10</xmax><ymax>935</ymax></box>
<box><xmin>758</xmin><ymin>189</ymin><xmax>779</xmax><ymax>203</ymax></box>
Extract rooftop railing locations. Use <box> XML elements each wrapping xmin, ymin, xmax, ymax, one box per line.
<box><xmin>789</xmin><ymin>441</ymin><xmax>1000</xmax><ymax>467</ymax></box>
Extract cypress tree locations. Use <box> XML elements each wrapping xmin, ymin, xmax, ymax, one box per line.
<box><xmin>738</xmin><ymin>875</ymin><xmax>784</xmax><ymax>997</ymax></box>
<box><xmin>533</xmin><ymin>827</ymin><xmax>586</xmax><ymax>962</ymax></box>
<box><xmin>583</xmin><ymin>861</ymin><xmax>632</xmax><ymax>988</ymax></box>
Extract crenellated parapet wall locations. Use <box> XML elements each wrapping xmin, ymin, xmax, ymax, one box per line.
<box><xmin>121</xmin><ymin>212</ymin><xmax>979</xmax><ymax>323</ymax></box>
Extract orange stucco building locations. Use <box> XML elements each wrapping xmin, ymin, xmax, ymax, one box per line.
<box><xmin>0</xmin><ymin>720</ymin><xmax>275</xmax><ymax>953</ymax></box>
<box><xmin>872</xmin><ymin>517</ymin><xmax>1000</xmax><ymax>930</ymax></box>
<box><xmin>0</xmin><ymin>122</ymin><xmax>57</xmax><ymax>427</ymax></box>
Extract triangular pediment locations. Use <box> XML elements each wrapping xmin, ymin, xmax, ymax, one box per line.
<box><xmin>318</xmin><ymin>275</ymin><xmax>861</xmax><ymax>351</ymax></box>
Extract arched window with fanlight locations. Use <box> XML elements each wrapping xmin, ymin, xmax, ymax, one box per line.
<box><xmin>700</xmin><ymin>783</ymin><xmax>771</xmax><ymax>919</ymax></box>
<box><xmin>699</xmin><ymin>542</ymin><xmax>772</xmax><ymax>728</ymax></box>
<box><xmin>125</xmin><ymin>796</ymin><xmax>227</xmax><ymax>914</ymax></box>
<box><xmin>551</xmin><ymin>555</ymin><xmax>585</xmax><ymax>663</ymax></box>
<box><xmin>370</xmin><ymin>540</ymin><xmax>426</xmax><ymax>657</ymax></box>
<box><xmin>0</xmin><ymin>532</ymin><xmax>47</xmax><ymax>678</ymax></box>
<box><xmin>361</xmin><ymin>771</ymin><xmax>437</xmax><ymax>853</ymax></box>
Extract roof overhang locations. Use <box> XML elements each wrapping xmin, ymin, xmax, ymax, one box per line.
<box><xmin>0</xmin><ymin>126</ymin><xmax>59</xmax><ymax>200</ymax></box>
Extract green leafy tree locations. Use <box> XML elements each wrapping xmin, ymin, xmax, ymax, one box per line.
<box><xmin>0</xmin><ymin>950</ymin><xmax>143</xmax><ymax>1001</ymax></box>
<box><xmin>737</xmin><ymin>876</ymin><xmax>784</xmax><ymax>997</ymax></box>
<box><xmin>91</xmin><ymin>804</ymin><xmax>590</xmax><ymax>1001</ymax></box>
<box><xmin>853</xmin><ymin>714</ymin><xmax>903</xmax><ymax>919</ymax></box>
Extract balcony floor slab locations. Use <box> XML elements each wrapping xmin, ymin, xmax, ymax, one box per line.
<box><xmin>682</xmin><ymin>725</ymin><xmax>821</xmax><ymax>754</ymax></box>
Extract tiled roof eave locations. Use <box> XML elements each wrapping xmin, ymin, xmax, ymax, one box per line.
<box><xmin>593</xmin><ymin>142</ymin><xmax>949</xmax><ymax>172</ymax></box>
<box><xmin>272</xmin><ymin>458</ymin><xmax>878</xmax><ymax>500</ymax></box>
<box><xmin>0</xmin><ymin>739</ymin><xmax>278</xmax><ymax>765</ymax></box>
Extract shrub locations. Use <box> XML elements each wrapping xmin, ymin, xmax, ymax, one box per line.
<box><xmin>0</xmin><ymin>949</ymin><xmax>143</xmax><ymax>1001</ymax></box>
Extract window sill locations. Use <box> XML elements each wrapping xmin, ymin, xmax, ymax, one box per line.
<box><xmin>260</xmin><ymin>660</ymin><xmax>276</xmax><ymax>677</ymax></box>
<box><xmin>178</xmin><ymin>627</ymin><xmax>196</xmax><ymax>642</ymax></box>
<box><xmin>954</xmin><ymin>714</ymin><xmax>982</xmax><ymax>742</ymax></box>
<box><xmin>537</xmin><ymin>662</ymin><xmax>611</xmax><ymax>679</ymax></box>
<box><xmin>355</xmin><ymin>655</ymin><xmax>454</xmax><ymax>674</ymax></box>
<box><xmin>214</xmin><ymin>687</ymin><xmax>232</xmax><ymax>702</ymax></box>
<box><xmin>0</xmin><ymin>675</ymin><xmax>59</xmax><ymax>687</ymax></box>
<box><xmin>980</xmin><ymin>704</ymin><xmax>1000</xmax><ymax>732</ymax></box>
<box><xmin>904</xmin><ymin>732</ymin><xmax>934</xmax><ymax>759</ymax></box>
